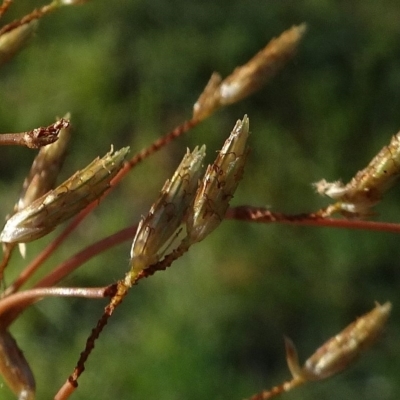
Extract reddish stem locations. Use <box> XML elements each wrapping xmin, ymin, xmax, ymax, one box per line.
<box><xmin>4</xmin><ymin>202</ymin><xmax>99</xmax><ymax>296</ymax></box>
<box><xmin>54</xmin><ymin>379</ymin><xmax>76</xmax><ymax>400</ymax></box>
<box><xmin>112</xmin><ymin>118</ymin><xmax>199</xmax><ymax>182</ymax></box>
<box><xmin>246</xmin><ymin>377</ymin><xmax>303</xmax><ymax>400</ymax></box>
<box><xmin>67</xmin><ymin>280</ymin><xmax>128</xmax><ymax>390</ymax></box>
<box><xmin>0</xmin><ymin>119</ymin><xmax>67</xmax><ymax>148</ymax></box>
<box><xmin>0</xmin><ymin>286</ymin><xmax>108</xmax><ymax>322</ymax></box>
<box><xmin>2</xmin><ymin>225</ymin><xmax>136</xmax><ymax>326</ymax></box>
<box><xmin>226</xmin><ymin>206</ymin><xmax>400</xmax><ymax>234</ymax></box>
<box><xmin>0</xmin><ymin>1</ymin><xmax>56</xmax><ymax>36</ymax></box>
<box><xmin>34</xmin><ymin>225</ymin><xmax>137</xmax><ymax>289</ymax></box>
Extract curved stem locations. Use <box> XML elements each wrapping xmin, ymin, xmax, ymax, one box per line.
<box><xmin>3</xmin><ymin>225</ymin><xmax>136</xmax><ymax>326</ymax></box>
<box><xmin>0</xmin><ymin>286</ymin><xmax>108</xmax><ymax>322</ymax></box>
<box><xmin>35</xmin><ymin>225</ymin><xmax>137</xmax><ymax>289</ymax></box>
<box><xmin>4</xmin><ymin>202</ymin><xmax>98</xmax><ymax>296</ymax></box>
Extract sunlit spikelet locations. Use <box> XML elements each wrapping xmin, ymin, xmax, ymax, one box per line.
<box><xmin>0</xmin><ymin>329</ymin><xmax>35</xmax><ymax>400</ymax></box>
<box><xmin>193</xmin><ymin>24</ymin><xmax>306</xmax><ymax>121</ymax></box>
<box><xmin>128</xmin><ymin>146</ymin><xmax>206</xmax><ymax>281</ymax></box>
<box><xmin>0</xmin><ymin>147</ymin><xmax>129</xmax><ymax>244</ymax></box>
<box><xmin>219</xmin><ymin>24</ymin><xmax>306</xmax><ymax>105</ymax></box>
<box><xmin>315</xmin><ymin>132</ymin><xmax>400</xmax><ymax>217</ymax></box>
<box><xmin>0</xmin><ymin>21</ymin><xmax>37</xmax><ymax>66</ymax></box>
<box><xmin>287</xmin><ymin>302</ymin><xmax>392</xmax><ymax>380</ymax></box>
<box><xmin>247</xmin><ymin>302</ymin><xmax>391</xmax><ymax>400</ymax></box>
<box><xmin>302</xmin><ymin>301</ymin><xmax>391</xmax><ymax>380</ymax></box>
<box><xmin>192</xmin><ymin>72</ymin><xmax>223</xmax><ymax>122</ymax></box>
<box><xmin>187</xmin><ymin>115</ymin><xmax>249</xmax><ymax>243</ymax></box>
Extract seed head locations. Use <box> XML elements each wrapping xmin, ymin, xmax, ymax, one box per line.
<box><xmin>187</xmin><ymin>116</ymin><xmax>249</xmax><ymax>243</ymax></box>
<box><xmin>129</xmin><ymin>146</ymin><xmax>206</xmax><ymax>276</ymax></box>
<box><xmin>0</xmin><ymin>147</ymin><xmax>129</xmax><ymax>243</ymax></box>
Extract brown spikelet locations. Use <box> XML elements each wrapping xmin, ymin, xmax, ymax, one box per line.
<box><xmin>0</xmin><ymin>329</ymin><xmax>35</xmax><ymax>400</ymax></box>
<box><xmin>245</xmin><ymin>302</ymin><xmax>391</xmax><ymax>400</ymax></box>
<box><xmin>187</xmin><ymin>115</ymin><xmax>250</xmax><ymax>243</ymax></box>
<box><xmin>315</xmin><ymin>131</ymin><xmax>400</xmax><ymax>217</ymax></box>
<box><xmin>303</xmin><ymin>302</ymin><xmax>391</xmax><ymax>380</ymax></box>
<box><xmin>128</xmin><ymin>146</ymin><xmax>206</xmax><ymax>282</ymax></box>
<box><xmin>0</xmin><ymin>146</ymin><xmax>129</xmax><ymax>244</ymax></box>
<box><xmin>193</xmin><ymin>24</ymin><xmax>306</xmax><ymax>121</ymax></box>
<box><xmin>219</xmin><ymin>24</ymin><xmax>307</xmax><ymax>105</ymax></box>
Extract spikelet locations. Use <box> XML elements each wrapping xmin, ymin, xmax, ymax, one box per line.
<box><xmin>193</xmin><ymin>24</ymin><xmax>306</xmax><ymax>121</ymax></box>
<box><xmin>0</xmin><ymin>147</ymin><xmax>129</xmax><ymax>244</ymax></box>
<box><xmin>315</xmin><ymin>132</ymin><xmax>400</xmax><ymax>217</ymax></box>
<box><xmin>127</xmin><ymin>146</ymin><xmax>206</xmax><ymax>284</ymax></box>
<box><xmin>187</xmin><ymin>115</ymin><xmax>249</xmax><ymax>243</ymax></box>
<box><xmin>246</xmin><ymin>302</ymin><xmax>391</xmax><ymax>400</ymax></box>
<box><xmin>192</xmin><ymin>72</ymin><xmax>223</xmax><ymax>122</ymax></box>
<box><xmin>302</xmin><ymin>302</ymin><xmax>391</xmax><ymax>380</ymax></box>
<box><xmin>0</xmin><ymin>329</ymin><xmax>35</xmax><ymax>400</ymax></box>
<box><xmin>284</xmin><ymin>302</ymin><xmax>391</xmax><ymax>382</ymax></box>
<box><xmin>126</xmin><ymin>116</ymin><xmax>250</xmax><ymax>285</ymax></box>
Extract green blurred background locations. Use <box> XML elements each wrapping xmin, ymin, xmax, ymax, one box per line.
<box><xmin>1</xmin><ymin>0</ymin><xmax>400</xmax><ymax>399</ymax></box>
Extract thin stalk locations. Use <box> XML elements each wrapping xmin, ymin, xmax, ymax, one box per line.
<box><xmin>113</xmin><ymin>118</ymin><xmax>199</xmax><ymax>181</ymax></box>
<box><xmin>0</xmin><ymin>286</ymin><xmax>108</xmax><ymax>321</ymax></box>
<box><xmin>66</xmin><ymin>240</ymin><xmax>191</xmax><ymax>392</ymax></box>
<box><xmin>54</xmin><ymin>379</ymin><xmax>76</xmax><ymax>400</ymax></box>
<box><xmin>0</xmin><ymin>0</ymin><xmax>58</xmax><ymax>36</ymax></box>
<box><xmin>226</xmin><ymin>206</ymin><xmax>400</xmax><ymax>234</ymax></box>
<box><xmin>67</xmin><ymin>281</ymin><xmax>127</xmax><ymax>390</ymax></box>
<box><xmin>2</xmin><ymin>225</ymin><xmax>136</xmax><ymax>326</ymax></box>
<box><xmin>246</xmin><ymin>377</ymin><xmax>304</xmax><ymax>400</ymax></box>
<box><xmin>3</xmin><ymin>202</ymin><xmax>98</xmax><ymax>297</ymax></box>
<box><xmin>34</xmin><ymin>225</ymin><xmax>137</xmax><ymax>289</ymax></box>
<box><xmin>0</xmin><ymin>118</ymin><xmax>67</xmax><ymax>148</ymax></box>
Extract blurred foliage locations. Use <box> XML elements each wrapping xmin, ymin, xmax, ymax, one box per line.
<box><xmin>1</xmin><ymin>0</ymin><xmax>400</xmax><ymax>399</ymax></box>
